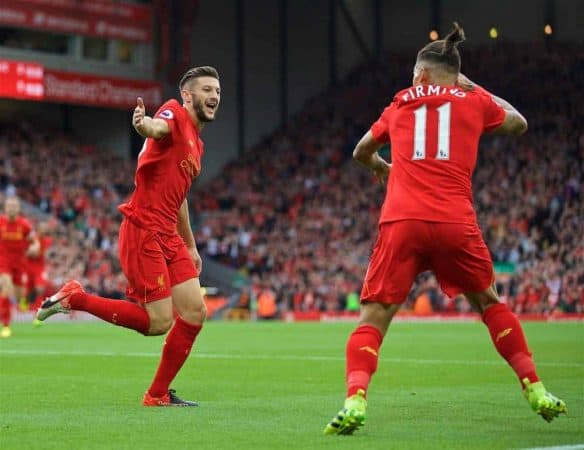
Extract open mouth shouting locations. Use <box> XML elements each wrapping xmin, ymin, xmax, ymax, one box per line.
<box><xmin>205</xmin><ymin>100</ymin><xmax>218</xmax><ymax>114</ymax></box>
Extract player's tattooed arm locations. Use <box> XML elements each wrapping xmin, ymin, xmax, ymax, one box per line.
<box><xmin>457</xmin><ymin>74</ymin><xmax>527</xmax><ymax>136</ymax></box>
<box><xmin>132</xmin><ymin>97</ymin><xmax>170</xmax><ymax>139</ymax></box>
<box><xmin>353</xmin><ymin>130</ymin><xmax>392</xmax><ymax>184</ymax></box>
<box><xmin>489</xmin><ymin>98</ymin><xmax>528</xmax><ymax>136</ymax></box>
<box><xmin>456</xmin><ymin>73</ymin><xmax>475</xmax><ymax>91</ymax></box>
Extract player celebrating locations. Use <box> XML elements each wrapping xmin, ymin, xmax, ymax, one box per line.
<box><xmin>0</xmin><ymin>196</ymin><xmax>40</xmax><ymax>337</ymax></box>
<box><xmin>37</xmin><ymin>66</ymin><xmax>221</xmax><ymax>406</ymax></box>
<box><xmin>324</xmin><ymin>24</ymin><xmax>566</xmax><ymax>434</ymax></box>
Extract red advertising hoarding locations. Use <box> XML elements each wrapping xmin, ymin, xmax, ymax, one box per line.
<box><xmin>0</xmin><ymin>59</ymin><xmax>162</xmax><ymax>109</ymax></box>
<box><xmin>43</xmin><ymin>69</ymin><xmax>162</xmax><ymax>109</ymax></box>
<box><xmin>0</xmin><ymin>0</ymin><xmax>152</xmax><ymax>42</ymax></box>
<box><xmin>0</xmin><ymin>59</ymin><xmax>44</xmax><ymax>100</ymax></box>
<box><xmin>17</xmin><ymin>0</ymin><xmax>151</xmax><ymax>22</ymax></box>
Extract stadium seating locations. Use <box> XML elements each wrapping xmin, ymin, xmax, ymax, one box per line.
<box><xmin>1</xmin><ymin>42</ymin><xmax>581</xmax><ymax>315</ymax></box>
<box><xmin>0</xmin><ymin>122</ymin><xmax>131</xmax><ymax>298</ymax></box>
<box><xmin>193</xmin><ymin>42</ymin><xmax>583</xmax><ymax>315</ymax></box>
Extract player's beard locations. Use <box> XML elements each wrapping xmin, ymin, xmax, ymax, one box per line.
<box><xmin>194</xmin><ymin>98</ymin><xmax>216</xmax><ymax>123</ymax></box>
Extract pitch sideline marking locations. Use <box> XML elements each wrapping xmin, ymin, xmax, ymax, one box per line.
<box><xmin>515</xmin><ymin>445</ymin><xmax>584</xmax><ymax>450</ymax></box>
<box><xmin>0</xmin><ymin>349</ymin><xmax>582</xmax><ymax>368</ymax></box>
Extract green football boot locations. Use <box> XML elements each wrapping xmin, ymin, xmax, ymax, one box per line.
<box><xmin>324</xmin><ymin>389</ymin><xmax>367</xmax><ymax>435</ymax></box>
<box><xmin>523</xmin><ymin>378</ymin><xmax>567</xmax><ymax>422</ymax></box>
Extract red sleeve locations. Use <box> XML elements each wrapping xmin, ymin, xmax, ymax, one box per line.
<box><xmin>20</xmin><ymin>217</ymin><xmax>33</xmax><ymax>238</ymax></box>
<box><xmin>476</xmin><ymin>88</ymin><xmax>506</xmax><ymax>133</ymax></box>
<box><xmin>370</xmin><ymin>105</ymin><xmax>393</xmax><ymax>143</ymax></box>
<box><xmin>153</xmin><ymin>100</ymin><xmax>181</xmax><ymax>143</ymax></box>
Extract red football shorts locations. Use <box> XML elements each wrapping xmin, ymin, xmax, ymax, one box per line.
<box><xmin>26</xmin><ymin>267</ymin><xmax>48</xmax><ymax>290</ymax></box>
<box><xmin>0</xmin><ymin>257</ymin><xmax>26</xmax><ymax>287</ymax></box>
<box><xmin>118</xmin><ymin>219</ymin><xmax>199</xmax><ymax>304</ymax></box>
<box><xmin>360</xmin><ymin>220</ymin><xmax>494</xmax><ymax>304</ymax></box>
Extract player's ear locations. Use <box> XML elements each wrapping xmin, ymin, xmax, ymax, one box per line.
<box><xmin>418</xmin><ymin>67</ymin><xmax>431</xmax><ymax>85</ymax></box>
<box><xmin>180</xmin><ymin>90</ymin><xmax>191</xmax><ymax>104</ymax></box>
<box><xmin>413</xmin><ymin>67</ymin><xmax>424</xmax><ymax>86</ymax></box>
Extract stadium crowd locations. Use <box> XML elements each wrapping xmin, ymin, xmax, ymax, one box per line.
<box><xmin>0</xmin><ymin>42</ymin><xmax>581</xmax><ymax>315</ymax></box>
<box><xmin>193</xmin><ymin>42</ymin><xmax>583</xmax><ymax>315</ymax></box>
<box><xmin>0</xmin><ymin>123</ymin><xmax>129</xmax><ymax>299</ymax></box>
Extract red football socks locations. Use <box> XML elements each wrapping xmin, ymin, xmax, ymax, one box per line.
<box><xmin>68</xmin><ymin>292</ymin><xmax>150</xmax><ymax>335</ymax></box>
<box><xmin>482</xmin><ymin>303</ymin><xmax>539</xmax><ymax>387</ymax></box>
<box><xmin>0</xmin><ymin>296</ymin><xmax>11</xmax><ymax>326</ymax></box>
<box><xmin>346</xmin><ymin>325</ymin><xmax>384</xmax><ymax>397</ymax></box>
<box><xmin>148</xmin><ymin>316</ymin><xmax>202</xmax><ymax>397</ymax></box>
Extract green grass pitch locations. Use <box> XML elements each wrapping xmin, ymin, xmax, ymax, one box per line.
<box><xmin>1</xmin><ymin>320</ymin><xmax>582</xmax><ymax>450</ymax></box>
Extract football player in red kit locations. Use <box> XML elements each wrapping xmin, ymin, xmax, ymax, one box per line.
<box><xmin>38</xmin><ymin>66</ymin><xmax>221</xmax><ymax>406</ymax></box>
<box><xmin>324</xmin><ymin>24</ymin><xmax>566</xmax><ymax>434</ymax></box>
<box><xmin>0</xmin><ymin>196</ymin><xmax>40</xmax><ymax>337</ymax></box>
<box><xmin>25</xmin><ymin>220</ymin><xmax>53</xmax><ymax>315</ymax></box>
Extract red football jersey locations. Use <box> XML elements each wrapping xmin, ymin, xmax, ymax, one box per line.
<box><xmin>119</xmin><ymin>99</ymin><xmax>204</xmax><ymax>234</ymax></box>
<box><xmin>371</xmin><ymin>84</ymin><xmax>505</xmax><ymax>224</ymax></box>
<box><xmin>26</xmin><ymin>235</ymin><xmax>52</xmax><ymax>272</ymax></box>
<box><xmin>0</xmin><ymin>215</ymin><xmax>33</xmax><ymax>259</ymax></box>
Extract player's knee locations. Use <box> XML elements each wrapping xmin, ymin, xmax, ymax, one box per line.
<box><xmin>466</xmin><ymin>286</ymin><xmax>500</xmax><ymax>314</ymax></box>
<box><xmin>358</xmin><ymin>302</ymin><xmax>398</xmax><ymax>335</ymax></box>
<box><xmin>147</xmin><ymin>315</ymin><xmax>173</xmax><ymax>336</ymax></box>
<box><xmin>476</xmin><ymin>297</ymin><xmax>500</xmax><ymax>315</ymax></box>
<box><xmin>180</xmin><ymin>302</ymin><xmax>207</xmax><ymax>325</ymax></box>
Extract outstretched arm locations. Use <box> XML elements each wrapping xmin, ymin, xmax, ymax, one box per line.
<box><xmin>353</xmin><ymin>131</ymin><xmax>392</xmax><ymax>184</ymax></box>
<box><xmin>457</xmin><ymin>73</ymin><xmax>528</xmax><ymax>136</ymax></box>
<box><xmin>132</xmin><ymin>97</ymin><xmax>170</xmax><ymax>139</ymax></box>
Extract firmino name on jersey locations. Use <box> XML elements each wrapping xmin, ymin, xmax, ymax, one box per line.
<box><xmin>401</xmin><ymin>85</ymin><xmax>467</xmax><ymax>102</ymax></box>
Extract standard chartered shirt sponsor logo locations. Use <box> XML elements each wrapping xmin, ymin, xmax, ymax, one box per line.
<box><xmin>180</xmin><ymin>154</ymin><xmax>199</xmax><ymax>178</ymax></box>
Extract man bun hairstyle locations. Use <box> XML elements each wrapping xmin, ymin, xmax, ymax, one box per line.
<box><xmin>442</xmin><ymin>22</ymin><xmax>465</xmax><ymax>55</ymax></box>
<box><xmin>179</xmin><ymin>66</ymin><xmax>219</xmax><ymax>90</ymax></box>
<box><xmin>417</xmin><ymin>22</ymin><xmax>466</xmax><ymax>74</ymax></box>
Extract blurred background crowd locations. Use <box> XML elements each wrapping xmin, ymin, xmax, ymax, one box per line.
<box><xmin>1</xmin><ymin>42</ymin><xmax>582</xmax><ymax>316</ymax></box>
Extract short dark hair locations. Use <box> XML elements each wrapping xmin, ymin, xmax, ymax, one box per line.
<box><xmin>179</xmin><ymin>66</ymin><xmax>220</xmax><ymax>90</ymax></box>
<box><xmin>416</xmin><ymin>22</ymin><xmax>465</xmax><ymax>74</ymax></box>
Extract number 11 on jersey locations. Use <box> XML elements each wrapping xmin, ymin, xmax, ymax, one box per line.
<box><xmin>413</xmin><ymin>102</ymin><xmax>451</xmax><ymax>161</ymax></box>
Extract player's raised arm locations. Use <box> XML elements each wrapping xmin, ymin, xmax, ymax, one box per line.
<box><xmin>132</xmin><ymin>97</ymin><xmax>170</xmax><ymax>139</ymax></box>
<box><xmin>353</xmin><ymin>131</ymin><xmax>392</xmax><ymax>184</ymax></box>
<box><xmin>488</xmin><ymin>94</ymin><xmax>528</xmax><ymax>136</ymax></box>
<box><xmin>457</xmin><ymin>73</ymin><xmax>528</xmax><ymax>136</ymax></box>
